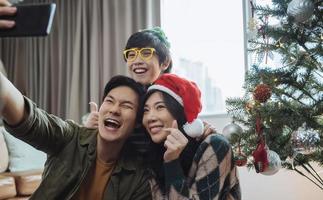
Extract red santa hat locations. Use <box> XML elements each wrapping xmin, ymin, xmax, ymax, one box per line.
<box><xmin>147</xmin><ymin>74</ymin><xmax>204</xmax><ymax>138</ymax></box>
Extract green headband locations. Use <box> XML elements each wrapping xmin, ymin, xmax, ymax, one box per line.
<box><xmin>142</xmin><ymin>26</ymin><xmax>171</xmax><ymax>49</ymax></box>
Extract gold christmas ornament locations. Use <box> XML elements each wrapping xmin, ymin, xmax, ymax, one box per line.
<box><xmin>275</xmin><ymin>38</ymin><xmax>283</xmax><ymax>48</ymax></box>
<box><xmin>248</xmin><ymin>18</ymin><xmax>258</xmax><ymax>31</ymax></box>
<box><xmin>245</xmin><ymin>100</ymin><xmax>256</xmax><ymax>113</ymax></box>
<box><xmin>247</xmin><ymin>18</ymin><xmax>258</xmax><ymax>40</ymax></box>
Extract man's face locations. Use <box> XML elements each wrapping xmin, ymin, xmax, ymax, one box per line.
<box><xmin>98</xmin><ymin>86</ymin><xmax>139</xmax><ymax>143</ymax></box>
<box><xmin>125</xmin><ymin>47</ymin><xmax>167</xmax><ymax>85</ymax></box>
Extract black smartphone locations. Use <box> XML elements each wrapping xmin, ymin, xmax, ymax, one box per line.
<box><xmin>0</xmin><ymin>3</ymin><xmax>56</xmax><ymax>37</ymax></box>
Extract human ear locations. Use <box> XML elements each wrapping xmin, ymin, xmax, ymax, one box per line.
<box><xmin>161</xmin><ymin>58</ymin><xmax>171</xmax><ymax>71</ymax></box>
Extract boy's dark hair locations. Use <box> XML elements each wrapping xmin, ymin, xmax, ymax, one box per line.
<box><xmin>102</xmin><ymin>75</ymin><xmax>145</xmax><ymax>122</ymax></box>
<box><xmin>124</xmin><ymin>28</ymin><xmax>172</xmax><ymax>73</ymax></box>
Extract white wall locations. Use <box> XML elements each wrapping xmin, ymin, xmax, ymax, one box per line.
<box><xmin>201</xmin><ymin>114</ymin><xmax>323</xmax><ymax>200</ymax></box>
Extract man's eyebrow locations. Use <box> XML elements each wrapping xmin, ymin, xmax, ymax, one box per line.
<box><xmin>106</xmin><ymin>95</ymin><xmax>114</xmax><ymax>100</ymax></box>
<box><xmin>107</xmin><ymin>94</ymin><xmax>137</xmax><ymax>105</ymax></box>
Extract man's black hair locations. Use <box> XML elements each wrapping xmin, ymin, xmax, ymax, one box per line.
<box><xmin>102</xmin><ymin>75</ymin><xmax>145</xmax><ymax>123</ymax></box>
<box><xmin>102</xmin><ymin>75</ymin><xmax>144</xmax><ymax>100</ymax></box>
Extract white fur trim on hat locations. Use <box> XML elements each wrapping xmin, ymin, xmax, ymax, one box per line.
<box><xmin>183</xmin><ymin>118</ymin><xmax>204</xmax><ymax>138</ymax></box>
<box><xmin>148</xmin><ymin>85</ymin><xmax>183</xmax><ymax>106</ymax></box>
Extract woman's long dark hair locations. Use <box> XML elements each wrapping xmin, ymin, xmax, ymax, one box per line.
<box><xmin>143</xmin><ymin>90</ymin><xmax>201</xmax><ymax>193</ymax></box>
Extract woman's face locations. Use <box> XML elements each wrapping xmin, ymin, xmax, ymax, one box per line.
<box><xmin>125</xmin><ymin>47</ymin><xmax>168</xmax><ymax>85</ymax></box>
<box><xmin>142</xmin><ymin>91</ymin><xmax>175</xmax><ymax>144</ymax></box>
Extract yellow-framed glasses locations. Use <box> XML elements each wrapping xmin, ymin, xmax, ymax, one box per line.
<box><xmin>123</xmin><ymin>48</ymin><xmax>156</xmax><ymax>62</ymax></box>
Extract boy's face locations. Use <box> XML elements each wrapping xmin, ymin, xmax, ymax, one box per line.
<box><xmin>125</xmin><ymin>47</ymin><xmax>168</xmax><ymax>85</ymax></box>
<box><xmin>98</xmin><ymin>86</ymin><xmax>139</xmax><ymax>144</ymax></box>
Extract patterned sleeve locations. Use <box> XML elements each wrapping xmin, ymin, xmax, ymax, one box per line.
<box><xmin>164</xmin><ymin>134</ymin><xmax>241</xmax><ymax>200</ymax></box>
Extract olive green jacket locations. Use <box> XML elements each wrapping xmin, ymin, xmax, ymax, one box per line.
<box><xmin>4</xmin><ymin>97</ymin><xmax>152</xmax><ymax>200</ymax></box>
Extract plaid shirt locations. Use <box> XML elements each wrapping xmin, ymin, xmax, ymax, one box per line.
<box><xmin>150</xmin><ymin>134</ymin><xmax>241</xmax><ymax>200</ymax></box>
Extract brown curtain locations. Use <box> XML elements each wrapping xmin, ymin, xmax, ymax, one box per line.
<box><xmin>0</xmin><ymin>0</ymin><xmax>161</xmax><ymax>122</ymax></box>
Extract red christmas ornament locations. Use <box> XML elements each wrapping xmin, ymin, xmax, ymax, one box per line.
<box><xmin>235</xmin><ymin>152</ymin><xmax>248</xmax><ymax>167</ymax></box>
<box><xmin>253</xmin><ymin>84</ymin><xmax>272</xmax><ymax>103</ymax></box>
<box><xmin>252</xmin><ymin>142</ymin><xmax>269</xmax><ymax>173</ymax></box>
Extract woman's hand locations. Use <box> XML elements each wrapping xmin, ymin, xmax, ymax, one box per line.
<box><xmin>163</xmin><ymin>120</ymin><xmax>188</xmax><ymax>162</ymax></box>
<box><xmin>0</xmin><ymin>0</ymin><xmax>16</xmax><ymax>29</ymax></box>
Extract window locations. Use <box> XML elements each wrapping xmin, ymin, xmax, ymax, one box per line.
<box><xmin>247</xmin><ymin>0</ymin><xmax>284</xmax><ymax>69</ymax></box>
<box><xmin>161</xmin><ymin>0</ymin><xmax>246</xmax><ymax>115</ymax></box>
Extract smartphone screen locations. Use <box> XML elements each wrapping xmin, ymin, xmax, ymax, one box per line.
<box><xmin>0</xmin><ymin>3</ymin><xmax>56</xmax><ymax>37</ymax></box>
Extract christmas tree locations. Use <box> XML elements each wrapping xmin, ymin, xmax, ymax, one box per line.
<box><xmin>225</xmin><ymin>0</ymin><xmax>323</xmax><ymax>189</ymax></box>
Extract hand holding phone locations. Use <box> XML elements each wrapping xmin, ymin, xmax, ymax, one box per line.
<box><xmin>0</xmin><ymin>3</ymin><xmax>56</xmax><ymax>37</ymax></box>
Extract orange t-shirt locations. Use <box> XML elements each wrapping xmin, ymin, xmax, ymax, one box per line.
<box><xmin>72</xmin><ymin>157</ymin><xmax>116</xmax><ymax>200</ymax></box>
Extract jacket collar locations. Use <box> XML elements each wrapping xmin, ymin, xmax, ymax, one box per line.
<box><xmin>79</xmin><ymin>128</ymin><xmax>138</xmax><ymax>173</ymax></box>
<box><xmin>79</xmin><ymin>128</ymin><xmax>98</xmax><ymax>146</ymax></box>
<box><xmin>112</xmin><ymin>147</ymin><xmax>137</xmax><ymax>174</ymax></box>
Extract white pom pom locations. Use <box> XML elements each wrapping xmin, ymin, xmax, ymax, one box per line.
<box><xmin>183</xmin><ymin>118</ymin><xmax>204</xmax><ymax>138</ymax></box>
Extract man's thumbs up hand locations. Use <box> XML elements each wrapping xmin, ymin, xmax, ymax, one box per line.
<box><xmin>89</xmin><ymin>102</ymin><xmax>98</xmax><ymax>113</ymax></box>
<box><xmin>84</xmin><ymin>102</ymin><xmax>99</xmax><ymax>128</ymax></box>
